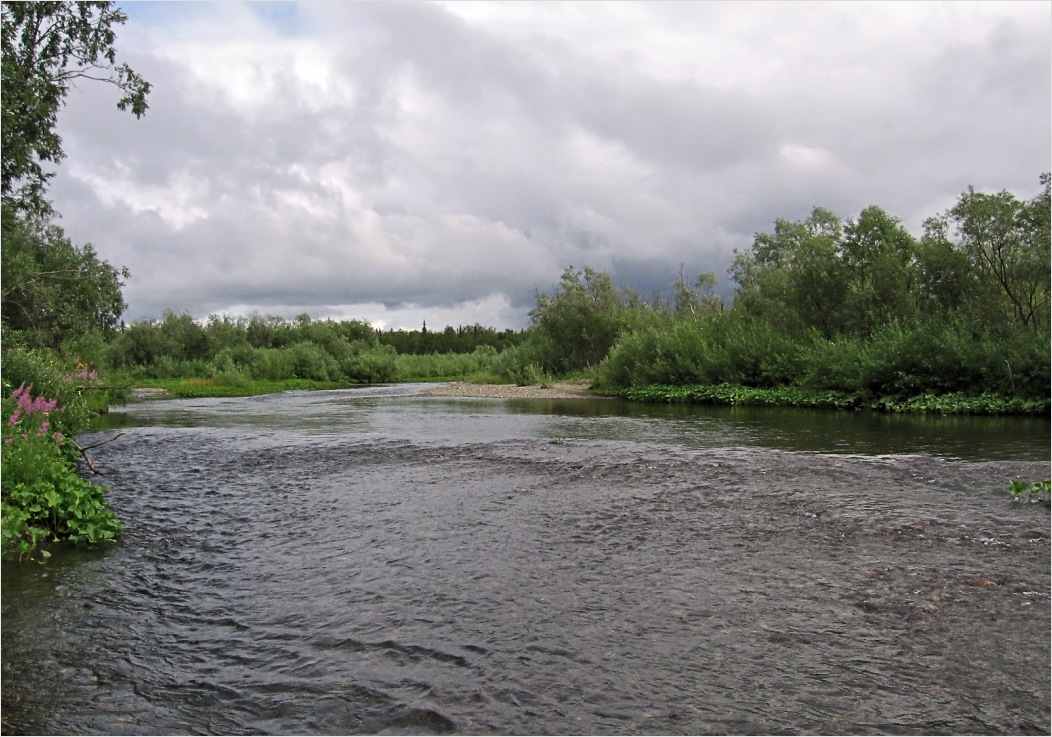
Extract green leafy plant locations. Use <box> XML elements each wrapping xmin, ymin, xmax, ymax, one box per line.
<box><xmin>1</xmin><ymin>384</ymin><xmax>121</xmax><ymax>560</ymax></box>
<box><xmin>605</xmin><ymin>383</ymin><xmax>863</xmax><ymax>411</ymax></box>
<box><xmin>1008</xmin><ymin>479</ymin><xmax>1051</xmax><ymax>505</ymax></box>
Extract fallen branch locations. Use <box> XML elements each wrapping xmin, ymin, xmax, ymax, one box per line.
<box><xmin>73</xmin><ymin>432</ymin><xmax>124</xmax><ymax>475</ymax></box>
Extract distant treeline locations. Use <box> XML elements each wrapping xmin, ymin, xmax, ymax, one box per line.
<box><xmin>3</xmin><ymin>175</ymin><xmax>1049</xmax><ymax>413</ymax></box>
<box><xmin>378</xmin><ymin>322</ymin><xmax>523</xmax><ymax>355</ymax></box>
<box><xmin>57</xmin><ymin>313</ymin><xmax>527</xmax><ymax>384</ymax></box>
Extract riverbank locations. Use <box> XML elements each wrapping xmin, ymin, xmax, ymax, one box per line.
<box><xmin>602</xmin><ymin>383</ymin><xmax>1051</xmax><ymax>416</ymax></box>
<box><xmin>127</xmin><ymin>378</ymin><xmax>1050</xmax><ymax>416</ymax></box>
<box><xmin>128</xmin><ymin>377</ymin><xmax>599</xmax><ymax>400</ymax></box>
<box><xmin>420</xmin><ymin>380</ymin><xmax>596</xmax><ymax>400</ymax></box>
<box><xmin>416</xmin><ymin>380</ymin><xmax>1050</xmax><ymax>416</ymax></box>
<box><xmin>129</xmin><ymin>377</ymin><xmax>355</xmax><ymax>399</ymax></box>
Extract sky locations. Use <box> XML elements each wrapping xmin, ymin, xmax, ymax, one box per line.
<box><xmin>47</xmin><ymin>1</ymin><xmax>1051</xmax><ymax>331</ymax></box>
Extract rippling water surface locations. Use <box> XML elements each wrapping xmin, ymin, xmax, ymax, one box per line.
<box><xmin>2</xmin><ymin>385</ymin><xmax>1049</xmax><ymax>735</ymax></box>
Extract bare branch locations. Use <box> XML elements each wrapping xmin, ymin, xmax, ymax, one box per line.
<box><xmin>77</xmin><ymin>432</ymin><xmax>125</xmax><ymax>452</ymax></box>
<box><xmin>72</xmin><ymin>432</ymin><xmax>125</xmax><ymax>475</ymax></box>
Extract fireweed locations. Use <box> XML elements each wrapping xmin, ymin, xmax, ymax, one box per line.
<box><xmin>66</xmin><ymin>363</ymin><xmax>100</xmax><ymax>384</ymax></box>
<box><xmin>1</xmin><ymin>384</ymin><xmax>121</xmax><ymax>560</ymax></box>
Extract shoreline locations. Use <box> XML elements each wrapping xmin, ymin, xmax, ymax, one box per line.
<box><xmin>420</xmin><ymin>381</ymin><xmax>598</xmax><ymax>400</ymax></box>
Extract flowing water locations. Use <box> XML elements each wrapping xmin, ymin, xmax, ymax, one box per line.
<box><xmin>2</xmin><ymin>385</ymin><xmax>1049</xmax><ymax>735</ymax></box>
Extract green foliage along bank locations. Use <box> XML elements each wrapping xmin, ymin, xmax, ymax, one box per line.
<box><xmin>96</xmin><ymin>312</ymin><xmax>525</xmax><ymax>386</ymax></box>
<box><xmin>2</xmin><ymin>2</ymin><xmax>150</xmax><ymax>559</ymax></box>
<box><xmin>1</xmin><ymin>347</ymin><xmax>123</xmax><ymax>560</ymax></box>
<box><xmin>522</xmin><ymin>175</ymin><xmax>1050</xmax><ymax>415</ymax></box>
<box><xmin>603</xmin><ymin>384</ymin><xmax>1048</xmax><ymax>416</ymax></box>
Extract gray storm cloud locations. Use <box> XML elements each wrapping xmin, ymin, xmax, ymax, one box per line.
<box><xmin>47</xmin><ymin>1</ymin><xmax>1051</xmax><ymax>329</ymax></box>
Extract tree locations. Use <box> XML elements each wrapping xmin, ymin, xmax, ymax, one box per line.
<box><xmin>1</xmin><ymin>1</ymin><xmax>150</xmax><ymax>218</ymax></box>
<box><xmin>529</xmin><ymin>266</ymin><xmax>640</xmax><ymax>373</ymax></box>
<box><xmin>840</xmin><ymin>206</ymin><xmax>919</xmax><ymax>335</ymax></box>
<box><xmin>1</xmin><ymin>215</ymin><xmax>128</xmax><ymax>348</ymax></box>
<box><xmin>731</xmin><ymin>207</ymin><xmax>849</xmax><ymax>337</ymax></box>
<box><xmin>915</xmin><ymin>215</ymin><xmax>986</xmax><ymax>319</ymax></box>
<box><xmin>1</xmin><ymin>2</ymin><xmax>150</xmax><ymax>350</ymax></box>
<box><xmin>671</xmin><ymin>265</ymin><xmax>722</xmax><ymax>319</ymax></box>
<box><xmin>934</xmin><ymin>174</ymin><xmax>1050</xmax><ymax>329</ymax></box>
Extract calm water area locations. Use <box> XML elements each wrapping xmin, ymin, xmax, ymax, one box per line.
<box><xmin>2</xmin><ymin>384</ymin><xmax>1049</xmax><ymax>735</ymax></box>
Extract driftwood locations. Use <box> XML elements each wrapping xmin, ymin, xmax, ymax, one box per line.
<box><xmin>73</xmin><ymin>432</ymin><xmax>124</xmax><ymax>475</ymax></box>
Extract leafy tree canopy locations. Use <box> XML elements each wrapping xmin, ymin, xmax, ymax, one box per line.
<box><xmin>732</xmin><ymin>175</ymin><xmax>1050</xmax><ymax>337</ymax></box>
<box><xmin>1</xmin><ymin>215</ymin><xmax>128</xmax><ymax>349</ymax></box>
<box><xmin>528</xmin><ymin>266</ymin><xmax>652</xmax><ymax>373</ymax></box>
<box><xmin>1</xmin><ymin>2</ymin><xmax>148</xmax><ymax>350</ymax></box>
<box><xmin>938</xmin><ymin>174</ymin><xmax>1050</xmax><ymax>328</ymax></box>
<box><xmin>1</xmin><ymin>1</ymin><xmax>150</xmax><ymax>218</ymax></box>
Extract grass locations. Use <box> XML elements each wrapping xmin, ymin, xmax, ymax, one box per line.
<box><xmin>129</xmin><ymin>377</ymin><xmax>355</xmax><ymax>398</ymax></box>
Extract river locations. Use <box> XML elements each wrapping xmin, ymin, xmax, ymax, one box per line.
<box><xmin>2</xmin><ymin>385</ymin><xmax>1049</xmax><ymax>735</ymax></box>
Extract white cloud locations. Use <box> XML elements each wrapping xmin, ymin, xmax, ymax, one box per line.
<box><xmin>46</xmin><ymin>0</ymin><xmax>1050</xmax><ymax>329</ymax></box>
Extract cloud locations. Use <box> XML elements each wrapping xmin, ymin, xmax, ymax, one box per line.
<box><xmin>46</xmin><ymin>1</ymin><xmax>1050</xmax><ymax>330</ymax></box>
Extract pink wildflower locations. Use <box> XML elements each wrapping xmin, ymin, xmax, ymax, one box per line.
<box><xmin>66</xmin><ymin>365</ymin><xmax>99</xmax><ymax>382</ymax></box>
<box><xmin>15</xmin><ymin>386</ymin><xmax>33</xmax><ymax>414</ymax></box>
<box><xmin>10</xmin><ymin>385</ymin><xmax>57</xmax><ymax>417</ymax></box>
<box><xmin>4</xmin><ymin>438</ymin><xmax>12</xmax><ymax>446</ymax></box>
<box><xmin>7</xmin><ymin>409</ymin><xmax>20</xmax><ymax>427</ymax></box>
<box><xmin>11</xmin><ymin>386</ymin><xmax>31</xmax><ymax>415</ymax></box>
<box><xmin>33</xmin><ymin>396</ymin><xmax>58</xmax><ymax>414</ymax></box>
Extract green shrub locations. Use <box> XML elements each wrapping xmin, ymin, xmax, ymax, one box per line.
<box><xmin>1001</xmin><ymin>328</ymin><xmax>1051</xmax><ymax>399</ymax></box>
<box><xmin>287</xmin><ymin>342</ymin><xmax>337</xmax><ymax>381</ymax></box>
<box><xmin>59</xmin><ymin>331</ymin><xmax>114</xmax><ymax>372</ymax></box>
<box><xmin>600</xmin><ymin>316</ymin><xmax>807</xmax><ymax>389</ymax></box>
<box><xmin>803</xmin><ymin>335</ymin><xmax>869</xmax><ymax>393</ymax></box>
<box><xmin>255</xmin><ymin>347</ymin><xmax>296</xmax><ymax>380</ymax></box>
<box><xmin>341</xmin><ymin>344</ymin><xmax>398</xmax><ymax>383</ymax></box>
<box><xmin>597</xmin><ymin>322</ymin><xmax>714</xmax><ymax>387</ymax></box>
<box><xmin>2</xmin><ymin>384</ymin><xmax>121</xmax><ymax>559</ymax></box>
<box><xmin>1</xmin><ymin>346</ymin><xmax>101</xmax><ymax>435</ymax></box>
<box><xmin>714</xmin><ymin>316</ymin><xmax>807</xmax><ymax>387</ymax></box>
<box><xmin>394</xmin><ymin>345</ymin><xmax>500</xmax><ymax>381</ymax></box>
<box><xmin>211</xmin><ymin>344</ymin><xmax>260</xmax><ymax>376</ymax></box>
<box><xmin>212</xmin><ymin>370</ymin><xmax>251</xmax><ymax>389</ymax></box>
<box><xmin>492</xmin><ymin>342</ymin><xmax>553</xmax><ymax>385</ymax></box>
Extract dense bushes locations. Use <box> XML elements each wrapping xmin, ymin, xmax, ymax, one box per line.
<box><xmin>395</xmin><ymin>346</ymin><xmax>498</xmax><ymax>381</ymax></box>
<box><xmin>103</xmin><ymin>313</ymin><xmax>515</xmax><ymax>385</ymax></box>
<box><xmin>597</xmin><ymin>320</ymin><xmax>719</xmax><ymax>388</ymax></box>
<box><xmin>585</xmin><ymin>178</ymin><xmax>1051</xmax><ymax>412</ymax></box>
<box><xmin>524</xmin><ymin>266</ymin><xmax>666</xmax><ymax>375</ymax></box>
<box><xmin>595</xmin><ymin>314</ymin><xmax>809</xmax><ymax>390</ymax></box>
<box><xmin>595</xmin><ymin>313</ymin><xmax>1050</xmax><ymax>410</ymax></box>
<box><xmin>1</xmin><ymin>345</ymin><xmax>122</xmax><ymax>559</ymax></box>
